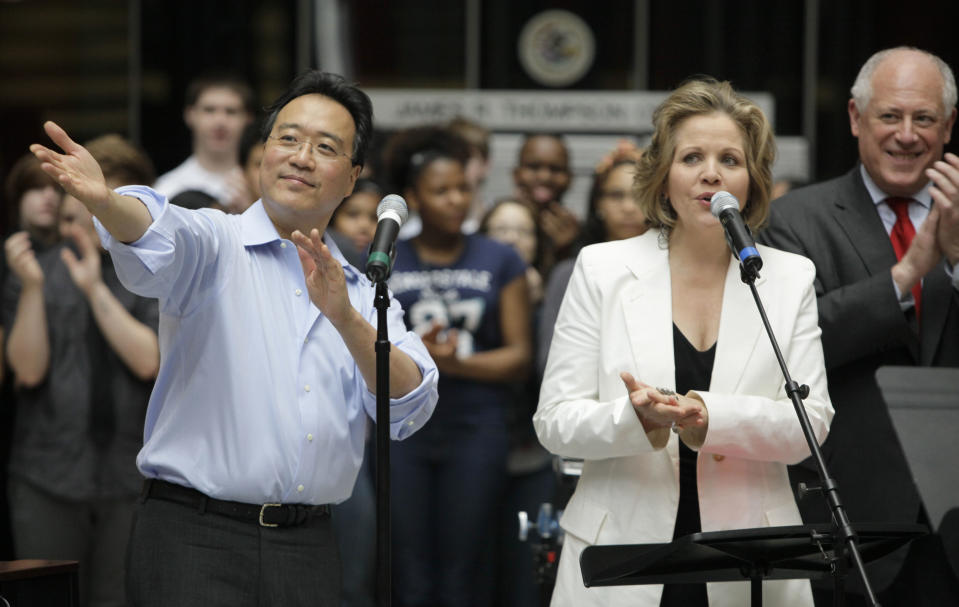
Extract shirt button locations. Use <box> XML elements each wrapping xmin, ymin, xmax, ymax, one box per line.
<box><xmin>297</xmin><ymin>484</ymin><xmax>304</xmax><ymax>492</ymax></box>
<box><xmin>304</xmin><ymin>384</ymin><xmax>311</xmax><ymax>392</ymax></box>
<box><xmin>280</xmin><ymin>242</ymin><xmax>287</xmax><ymax>248</ymax></box>
<box><xmin>307</xmin><ymin>433</ymin><xmax>313</xmax><ymax>441</ymax></box>
<box><xmin>295</xmin><ymin>289</ymin><xmax>303</xmax><ymax>296</ymax></box>
<box><xmin>712</xmin><ymin>454</ymin><xmax>725</xmax><ymax>462</ymax></box>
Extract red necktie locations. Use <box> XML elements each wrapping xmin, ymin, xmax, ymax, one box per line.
<box><xmin>886</xmin><ymin>197</ymin><xmax>921</xmax><ymax>316</ymax></box>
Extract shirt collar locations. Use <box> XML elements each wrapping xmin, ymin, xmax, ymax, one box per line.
<box><xmin>238</xmin><ymin>199</ymin><xmax>359</xmax><ymax>282</ymax></box>
<box><xmin>859</xmin><ymin>164</ymin><xmax>932</xmax><ymax>209</ymax></box>
<box><xmin>239</xmin><ymin>200</ymin><xmax>281</xmax><ymax>246</ymax></box>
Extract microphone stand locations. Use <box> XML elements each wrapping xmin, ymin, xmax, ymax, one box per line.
<box><xmin>738</xmin><ymin>263</ymin><xmax>881</xmax><ymax>607</ymax></box>
<box><xmin>372</xmin><ymin>277</ymin><xmax>392</xmax><ymax>607</ymax></box>
<box><xmin>367</xmin><ymin>202</ymin><xmax>404</xmax><ymax>607</ymax></box>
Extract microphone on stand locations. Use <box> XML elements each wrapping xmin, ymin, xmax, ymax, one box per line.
<box><xmin>710</xmin><ymin>191</ymin><xmax>762</xmax><ymax>280</ymax></box>
<box><xmin>365</xmin><ymin>194</ymin><xmax>409</xmax><ymax>283</ymax></box>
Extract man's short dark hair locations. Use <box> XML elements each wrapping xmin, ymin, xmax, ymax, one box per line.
<box><xmin>262</xmin><ymin>71</ymin><xmax>374</xmax><ymax>168</ymax></box>
<box><xmin>184</xmin><ymin>72</ymin><xmax>256</xmax><ymax>115</ymax></box>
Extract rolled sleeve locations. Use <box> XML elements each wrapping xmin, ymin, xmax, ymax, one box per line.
<box><xmin>361</xmin><ymin>330</ymin><xmax>438</xmax><ymax>440</ymax></box>
<box><xmin>94</xmin><ymin>186</ymin><xmax>222</xmax><ymax>309</ymax></box>
<box><xmin>95</xmin><ymin>186</ymin><xmax>172</xmax><ymax>273</ymax></box>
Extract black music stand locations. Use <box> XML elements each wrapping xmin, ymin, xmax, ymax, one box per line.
<box><xmin>580</xmin><ymin>523</ymin><xmax>926</xmax><ymax>607</ymax></box>
<box><xmin>878</xmin><ymin>365</ymin><xmax>959</xmax><ymax>582</ymax></box>
<box><xmin>876</xmin><ymin>365</ymin><xmax>959</xmax><ymax>534</ymax></box>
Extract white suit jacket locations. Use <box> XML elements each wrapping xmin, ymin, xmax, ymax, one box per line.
<box><xmin>534</xmin><ymin>230</ymin><xmax>834</xmax><ymax>607</ymax></box>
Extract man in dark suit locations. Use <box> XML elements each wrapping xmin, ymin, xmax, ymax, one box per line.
<box><xmin>759</xmin><ymin>47</ymin><xmax>959</xmax><ymax>606</ymax></box>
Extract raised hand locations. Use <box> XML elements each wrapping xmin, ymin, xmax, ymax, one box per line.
<box><xmin>595</xmin><ymin>139</ymin><xmax>642</xmax><ymax>175</ymax></box>
<box><xmin>60</xmin><ymin>223</ymin><xmax>103</xmax><ymax>295</ymax></box>
<box><xmin>30</xmin><ymin>121</ymin><xmax>112</xmax><ymax>211</ymax></box>
<box><xmin>540</xmin><ymin>202</ymin><xmax>580</xmax><ymax>253</ymax></box>
<box><xmin>291</xmin><ymin>228</ymin><xmax>353</xmax><ymax>326</ymax></box>
<box><xmin>893</xmin><ymin>200</ymin><xmax>943</xmax><ymax>296</ymax></box>
<box><xmin>4</xmin><ymin>232</ymin><xmax>44</xmax><ymax>287</ymax></box>
<box><xmin>927</xmin><ymin>152</ymin><xmax>959</xmax><ymax>266</ymax></box>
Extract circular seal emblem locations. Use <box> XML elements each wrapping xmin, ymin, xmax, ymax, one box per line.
<box><xmin>518</xmin><ymin>9</ymin><xmax>596</xmax><ymax>88</ymax></box>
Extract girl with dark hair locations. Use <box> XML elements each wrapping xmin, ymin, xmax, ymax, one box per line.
<box><xmin>385</xmin><ymin>126</ymin><xmax>532</xmax><ymax>607</ymax></box>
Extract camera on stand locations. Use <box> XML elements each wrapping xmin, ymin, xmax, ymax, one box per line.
<box><xmin>516</xmin><ymin>457</ymin><xmax>582</xmax><ymax>605</ymax></box>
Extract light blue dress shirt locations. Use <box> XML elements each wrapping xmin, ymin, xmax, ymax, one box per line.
<box><xmin>95</xmin><ymin>186</ymin><xmax>438</xmax><ymax>505</ymax></box>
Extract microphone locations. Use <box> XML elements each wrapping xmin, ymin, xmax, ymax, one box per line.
<box><xmin>710</xmin><ymin>191</ymin><xmax>762</xmax><ymax>279</ymax></box>
<box><xmin>365</xmin><ymin>194</ymin><xmax>409</xmax><ymax>283</ymax></box>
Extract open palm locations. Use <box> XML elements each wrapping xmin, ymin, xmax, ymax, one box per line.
<box><xmin>30</xmin><ymin>121</ymin><xmax>112</xmax><ymax>209</ymax></box>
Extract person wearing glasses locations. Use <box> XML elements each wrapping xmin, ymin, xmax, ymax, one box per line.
<box><xmin>29</xmin><ymin>70</ymin><xmax>439</xmax><ymax>607</ymax></box>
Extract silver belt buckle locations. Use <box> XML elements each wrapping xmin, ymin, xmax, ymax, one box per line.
<box><xmin>259</xmin><ymin>503</ymin><xmax>282</xmax><ymax>527</ymax></box>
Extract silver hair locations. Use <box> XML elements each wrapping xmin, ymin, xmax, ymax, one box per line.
<box><xmin>850</xmin><ymin>47</ymin><xmax>957</xmax><ymax>115</ymax></box>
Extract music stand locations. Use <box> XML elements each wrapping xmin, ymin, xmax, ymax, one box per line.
<box><xmin>877</xmin><ymin>365</ymin><xmax>959</xmax><ymax>580</ymax></box>
<box><xmin>876</xmin><ymin>365</ymin><xmax>959</xmax><ymax>532</ymax></box>
<box><xmin>581</xmin><ymin>523</ymin><xmax>925</xmax><ymax>607</ymax></box>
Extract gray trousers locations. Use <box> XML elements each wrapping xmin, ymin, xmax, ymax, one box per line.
<box><xmin>7</xmin><ymin>475</ymin><xmax>135</xmax><ymax>607</ymax></box>
<box><xmin>126</xmin><ymin>492</ymin><xmax>341</xmax><ymax>607</ymax></box>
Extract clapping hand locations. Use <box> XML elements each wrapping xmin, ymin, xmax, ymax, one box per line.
<box><xmin>541</xmin><ymin>202</ymin><xmax>580</xmax><ymax>253</ymax></box>
<box><xmin>620</xmin><ymin>371</ymin><xmax>706</xmax><ymax>434</ymax></box>
<box><xmin>420</xmin><ymin>322</ymin><xmax>459</xmax><ymax>373</ymax></box>
<box><xmin>927</xmin><ymin>152</ymin><xmax>959</xmax><ymax>266</ymax></box>
<box><xmin>4</xmin><ymin>232</ymin><xmax>44</xmax><ymax>287</ymax></box>
<box><xmin>60</xmin><ymin>223</ymin><xmax>103</xmax><ymax>295</ymax></box>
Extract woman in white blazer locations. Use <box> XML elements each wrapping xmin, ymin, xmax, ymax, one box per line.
<box><xmin>534</xmin><ymin>78</ymin><xmax>833</xmax><ymax>607</ymax></box>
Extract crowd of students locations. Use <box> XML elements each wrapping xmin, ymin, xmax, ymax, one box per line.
<box><xmin>0</xmin><ymin>71</ymin><xmax>648</xmax><ymax>607</ymax></box>
<box><xmin>3</xmin><ymin>44</ymin><xmax>958</xmax><ymax>607</ymax></box>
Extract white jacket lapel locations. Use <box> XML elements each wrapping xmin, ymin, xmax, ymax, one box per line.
<box><xmin>622</xmin><ymin>240</ymin><xmax>676</xmax><ymax>389</ymax></box>
<box><xmin>711</xmin><ymin>256</ymin><xmax>766</xmax><ymax>393</ymax></box>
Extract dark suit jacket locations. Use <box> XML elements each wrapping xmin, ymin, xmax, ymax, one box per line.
<box><xmin>758</xmin><ymin>167</ymin><xmax>959</xmax><ymax>590</ymax></box>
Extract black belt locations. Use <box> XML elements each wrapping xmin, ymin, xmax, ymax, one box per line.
<box><xmin>142</xmin><ymin>479</ymin><xmax>331</xmax><ymax>528</ymax></box>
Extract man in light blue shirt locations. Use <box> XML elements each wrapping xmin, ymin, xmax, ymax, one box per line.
<box><xmin>31</xmin><ymin>71</ymin><xmax>439</xmax><ymax>606</ymax></box>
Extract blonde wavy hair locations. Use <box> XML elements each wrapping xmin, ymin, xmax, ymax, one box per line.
<box><xmin>634</xmin><ymin>77</ymin><xmax>776</xmax><ymax>236</ymax></box>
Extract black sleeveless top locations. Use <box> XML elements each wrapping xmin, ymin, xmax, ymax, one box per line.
<box><xmin>659</xmin><ymin>323</ymin><xmax>715</xmax><ymax>607</ymax></box>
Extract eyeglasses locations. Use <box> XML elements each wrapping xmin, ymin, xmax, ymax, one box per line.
<box><xmin>267</xmin><ymin>134</ymin><xmax>354</xmax><ymax>163</ymax></box>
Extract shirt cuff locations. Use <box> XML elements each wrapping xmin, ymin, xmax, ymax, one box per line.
<box><xmin>370</xmin><ymin>338</ymin><xmax>439</xmax><ymax>441</ymax></box>
<box><xmin>944</xmin><ymin>259</ymin><xmax>959</xmax><ymax>292</ymax></box>
<box><xmin>94</xmin><ymin>186</ymin><xmax>176</xmax><ymax>275</ymax></box>
<box><xmin>889</xmin><ymin>271</ymin><xmax>915</xmax><ymax>311</ymax></box>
